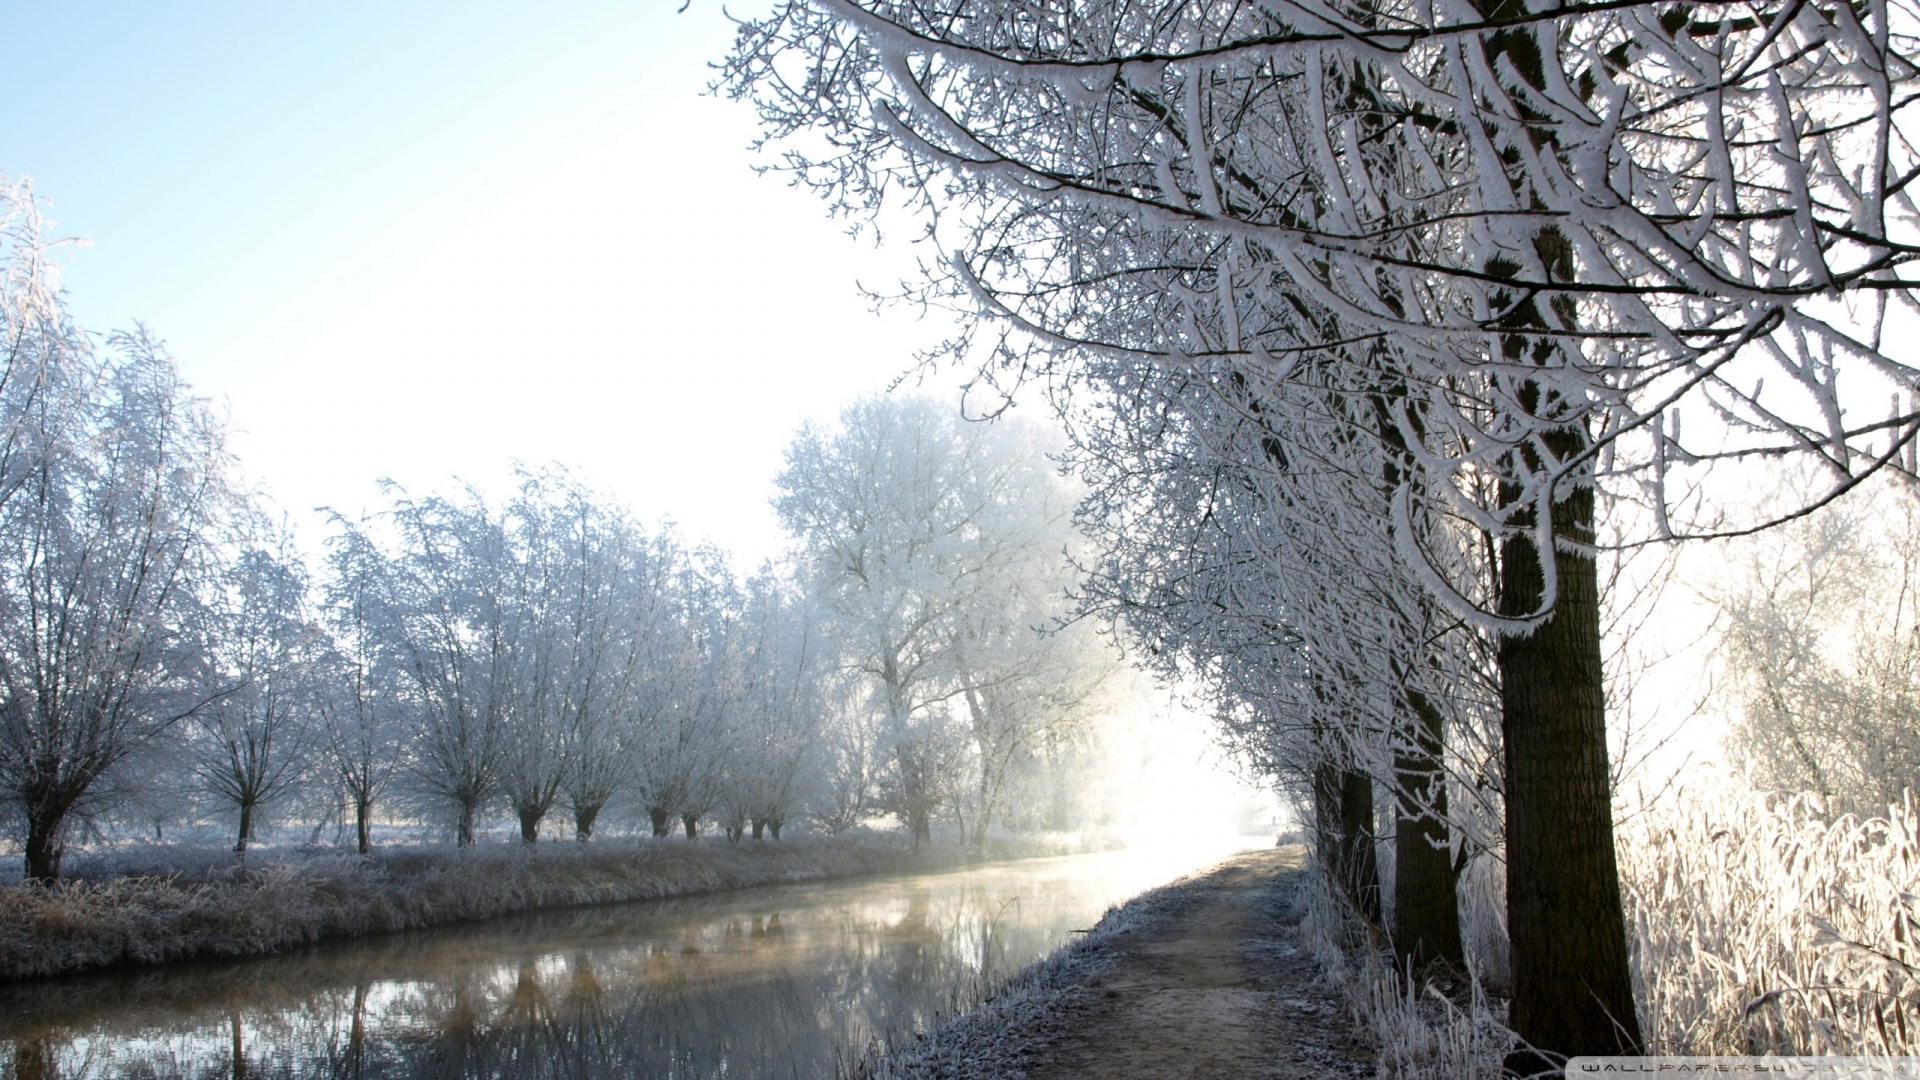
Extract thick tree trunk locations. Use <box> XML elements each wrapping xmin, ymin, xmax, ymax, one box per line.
<box><xmin>24</xmin><ymin>808</ymin><xmax>67</xmax><ymax>883</ymax></box>
<box><xmin>751</xmin><ymin>818</ymin><xmax>765</xmax><ymax>840</ymax></box>
<box><xmin>1457</xmin><ymin>0</ymin><xmax>1644</xmax><ymax>1060</ymax></box>
<box><xmin>681</xmin><ymin>813</ymin><xmax>699</xmax><ymax>839</ymax></box>
<box><xmin>768</xmin><ymin>818</ymin><xmax>783</xmax><ymax>841</ymax></box>
<box><xmin>234</xmin><ymin>802</ymin><xmax>255</xmax><ymax>855</ymax></box>
<box><xmin>649</xmin><ymin>806</ymin><xmax>671</xmax><ymax>837</ymax></box>
<box><xmin>907</xmin><ymin>805</ymin><xmax>931</xmax><ymax>847</ymax></box>
<box><xmin>517</xmin><ymin>806</ymin><xmax>541</xmax><ymax>845</ymax></box>
<box><xmin>1394</xmin><ymin>690</ymin><xmax>1463</xmax><ymax>972</ymax></box>
<box><xmin>1500</xmin><ymin>478</ymin><xmax>1642</xmax><ymax>1070</ymax></box>
<box><xmin>355</xmin><ymin>795</ymin><xmax>373</xmax><ymax>855</ymax></box>
<box><xmin>574</xmin><ymin>803</ymin><xmax>601</xmax><ymax>841</ymax></box>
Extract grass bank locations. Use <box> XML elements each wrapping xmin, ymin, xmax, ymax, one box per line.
<box><xmin>0</xmin><ymin>830</ymin><xmax>1107</xmax><ymax>981</ymax></box>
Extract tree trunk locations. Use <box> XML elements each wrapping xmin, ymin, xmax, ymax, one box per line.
<box><xmin>517</xmin><ymin>806</ymin><xmax>541</xmax><ymax>845</ymax></box>
<box><xmin>1338</xmin><ymin>768</ymin><xmax>1382</xmax><ymax>924</ymax></box>
<box><xmin>234</xmin><ymin>801</ymin><xmax>255</xmax><ymax>855</ymax></box>
<box><xmin>1500</xmin><ymin>476</ymin><xmax>1643</xmax><ymax>1069</ymax></box>
<box><xmin>907</xmin><ymin>805</ymin><xmax>931</xmax><ymax>847</ymax></box>
<box><xmin>649</xmin><ymin>806</ymin><xmax>671</xmax><ymax>837</ymax></box>
<box><xmin>355</xmin><ymin>794</ymin><xmax>373</xmax><ymax>855</ymax></box>
<box><xmin>574</xmin><ymin>803</ymin><xmax>601</xmax><ymax>841</ymax></box>
<box><xmin>751</xmin><ymin>818</ymin><xmax>765</xmax><ymax>840</ymax></box>
<box><xmin>1313</xmin><ymin>760</ymin><xmax>1382</xmax><ymax>923</ymax></box>
<box><xmin>456</xmin><ymin>801</ymin><xmax>477</xmax><ymax>847</ymax></box>
<box><xmin>769</xmin><ymin>818</ymin><xmax>783</xmax><ymax>841</ymax></box>
<box><xmin>24</xmin><ymin>807</ymin><xmax>67</xmax><ymax>884</ymax></box>
<box><xmin>1460</xmin><ymin>0</ymin><xmax>1644</xmax><ymax>1060</ymax></box>
<box><xmin>681</xmin><ymin>813</ymin><xmax>699</xmax><ymax>839</ymax></box>
<box><xmin>1394</xmin><ymin>690</ymin><xmax>1463</xmax><ymax>972</ymax></box>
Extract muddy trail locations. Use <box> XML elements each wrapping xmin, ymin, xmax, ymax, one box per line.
<box><xmin>865</xmin><ymin>847</ymin><xmax>1375</xmax><ymax>1079</ymax></box>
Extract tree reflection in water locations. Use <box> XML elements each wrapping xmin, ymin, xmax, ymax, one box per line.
<box><xmin>0</xmin><ymin>849</ymin><xmax>1220</xmax><ymax>1079</ymax></box>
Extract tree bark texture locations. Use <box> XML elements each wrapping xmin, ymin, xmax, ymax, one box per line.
<box><xmin>1500</xmin><ymin>479</ymin><xmax>1643</xmax><ymax>1069</ymax></box>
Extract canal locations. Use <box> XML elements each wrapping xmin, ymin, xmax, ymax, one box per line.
<box><xmin>0</xmin><ymin>840</ymin><xmax>1260</xmax><ymax>1078</ymax></box>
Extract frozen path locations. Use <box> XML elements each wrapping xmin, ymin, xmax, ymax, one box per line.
<box><xmin>865</xmin><ymin>847</ymin><xmax>1376</xmax><ymax>1079</ymax></box>
<box><xmin>1025</xmin><ymin>848</ymin><xmax>1372</xmax><ymax>1079</ymax></box>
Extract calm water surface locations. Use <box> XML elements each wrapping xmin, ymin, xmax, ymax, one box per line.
<box><xmin>0</xmin><ymin>842</ymin><xmax>1255</xmax><ymax>1079</ymax></box>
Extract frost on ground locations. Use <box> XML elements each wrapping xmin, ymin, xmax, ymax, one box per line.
<box><xmin>854</xmin><ymin>846</ymin><xmax>1373</xmax><ymax>1080</ymax></box>
<box><xmin>0</xmin><ymin>830</ymin><xmax>1107</xmax><ymax>981</ymax></box>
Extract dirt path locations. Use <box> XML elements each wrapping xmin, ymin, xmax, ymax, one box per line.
<box><xmin>1024</xmin><ymin>848</ymin><xmax>1372</xmax><ymax>1079</ymax></box>
<box><xmin>868</xmin><ymin>847</ymin><xmax>1375</xmax><ymax>1079</ymax></box>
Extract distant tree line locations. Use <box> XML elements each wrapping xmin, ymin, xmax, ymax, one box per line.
<box><xmin>0</xmin><ymin>181</ymin><xmax>1124</xmax><ymax>882</ymax></box>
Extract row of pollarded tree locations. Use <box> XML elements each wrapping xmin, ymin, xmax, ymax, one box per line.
<box><xmin>0</xmin><ymin>182</ymin><xmax>1130</xmax><ymax>880</ymax></box>
<box><xmin>727</xmin><ymin>0</ymin><xmax>1920</xmax><ymax>1069</ymax></box>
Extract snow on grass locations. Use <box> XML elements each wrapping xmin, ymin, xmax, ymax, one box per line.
<box><xmin>0</xmin><ymin>830</ymin><xmax>1108</xmax><ymax>981</ymax></box>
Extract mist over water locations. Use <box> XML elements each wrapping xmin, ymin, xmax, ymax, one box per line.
<box><xmin>0</xmin><ymin>839</ymin><xmax>1268</xmax><ymax>1079</ymax></box>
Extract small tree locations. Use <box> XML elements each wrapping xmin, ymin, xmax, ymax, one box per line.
<box><xmin>192</xmin><ymin>527</ymin><xmax>322</xmax><ymax>854</ymax></box>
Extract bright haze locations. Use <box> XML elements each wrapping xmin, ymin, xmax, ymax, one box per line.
<box><xmin>0</xmin><ymin>1</ymin><xmax>959</xmax><ymax>567</ymax></box>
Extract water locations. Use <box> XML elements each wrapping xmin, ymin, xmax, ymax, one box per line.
<box><xmin>0</xmin><ymin>841</ymin><xmax>1258</xmax><ymax>1079</ymax></box>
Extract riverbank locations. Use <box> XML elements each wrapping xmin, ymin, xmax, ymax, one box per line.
<box><xmin>853</xmin><ymin>846</ymin><xmax>1374</xmax><ymax>1079</ymax></box>
<box><xmin>0</xmin><ymin>830</ymin><xmax>1107</xmax><ymax>981</ymax></box>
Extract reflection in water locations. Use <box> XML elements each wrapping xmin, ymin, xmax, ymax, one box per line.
<box><xmin>0</xmin><ymin>844</ymin><xmax>1250</xmax><ymax>1079</ymax></box>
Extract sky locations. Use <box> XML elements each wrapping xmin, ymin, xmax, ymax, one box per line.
<box><xmin>0</xmin><ymin>1</ymin><xmax>971</xmax><ymax>568</ymax></box>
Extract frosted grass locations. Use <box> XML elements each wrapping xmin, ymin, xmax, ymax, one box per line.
<box><xmin>1306</xmin><ymin>782</ymin><xmax>1920</xmax><ymax>1076</ymax></box>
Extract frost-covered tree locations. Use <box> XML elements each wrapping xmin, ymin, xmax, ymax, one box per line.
<box><xmin>728</xmin><ymin>0</ymin><xmax>1920</xmax><ymax>1056</ymax></box>
<box><xmin>376</xmin><ymin>487</ymin><xmax>513</xmax><ymax>846</ymax></box>
<box><xmin>317</xmin><ymin>516</ymin><xmax>403</xmax><ymax>854</ymax></box>
<box><xmin>0</xmin><ymin>323</ymin><xmax>237</xmax><ymax>880</ymax></box>
<box><xmin>724</xmin><ymin>569</ymin><xmax>829</xmax><ymax>841</ymax></box>
<box><xmin>778</xmin><ymin>395</ymin><xmax>1095</xmax><ymax>845</ymax></box>
<box><xmin>632</xmin><ymin>549</ymin><xmax>738</xmax><ymax>839</ymax></box>
<box><xmin>809</xmin><ymin>678</ymin><xmax>884</xmax><ymax>834</ymax></box>
<box><xmin>191</xmin><ymin>524</ymin><xmax>323</xmax><ymax>854</ymax></box>
<box><xmin>1713</xmin><ymin>479</ymin><xmax>1920</xmax><ymax>815</ymax></box>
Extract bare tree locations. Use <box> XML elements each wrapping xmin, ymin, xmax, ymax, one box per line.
<box><xmin>191</xmin><ymin>524</ymin><xmax>322</xmax><ymax>854</ymax></box>
<box><xmin>317</xmin><ymin>516</ymin><xmax>403</xmax><ymax>854</ymax></box>
<box><xmin>0</xmin><ymin>327</ymin><xmax>237</xmax><ymax>880</ymax></box>
<box><xmin>777</xmin><ymin>396</ymin><xmax>1073</xmax><ymax>846</ymax></box>
<box><xmin>380</xmin><ymin>487</ymin><xmax>511</xmax><ymax>846</ymax></box>
<box><xmin>1714</xmin><ymin>476</ymin><xmax>1920</xmax><ymax>814</ymax></box>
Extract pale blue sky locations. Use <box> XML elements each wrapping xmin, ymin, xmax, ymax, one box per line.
<box><xmin>0</xmin><ymin>2</ymin><xmax>959</xmax><ymax>563</ymax></box>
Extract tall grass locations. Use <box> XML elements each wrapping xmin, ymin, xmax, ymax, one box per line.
<box><xmin>1622</xmin><ymin>786</ymin><xmax>1920</xmax><ymax>1056</ymax></box>
<box><xmin>1306</xmin><ymin>780</ymin><xmax>1920</xmax><ymax>1076</ymax></box>
<box><xmin>0</xmin><ymin>830</ymin><xmax>1110</xmax><ymax>981</ymax></box>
